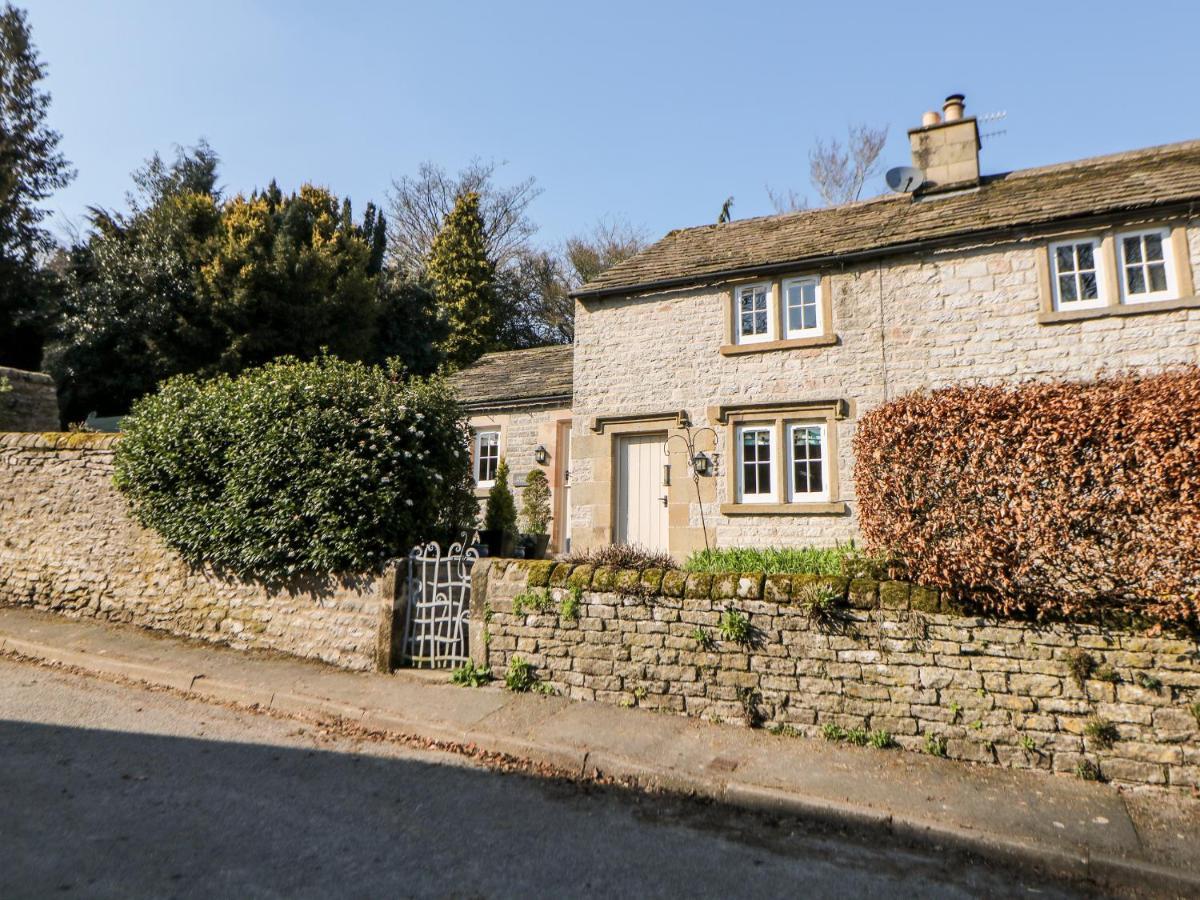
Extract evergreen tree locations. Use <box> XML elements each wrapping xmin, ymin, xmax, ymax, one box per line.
<box><xmin>426</xmin><ymin>191</ymin><xmax>498</xmax><ymax>368</ymax></box>
<box><xmin>483</xmin><ymin>458</ymin><xmax>517</xmax><ymax>536</ymax></box>
<box><xmin>520</xmin><ymin>467</ymin><xmax>551</xmax><ymax>535</ymax></box>
<box><xmin>0</xmin><ymin>3</ymin><xmax>74</xmax><ymax>369</ymax></box>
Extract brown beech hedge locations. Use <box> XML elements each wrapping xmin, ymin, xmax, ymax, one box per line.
<box><xmin>853</xmin><ymin>367</ymin><xmax>1200</xmax><ymax>630</ymax></box>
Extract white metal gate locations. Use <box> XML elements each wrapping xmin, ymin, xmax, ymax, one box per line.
<box><xmin>402</xmin><ymin>538</ymin><xmax>478</xmax><ymax>668</ymax></box>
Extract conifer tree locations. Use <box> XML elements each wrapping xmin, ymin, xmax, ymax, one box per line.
<box><xmin>483</xmin><ymin>458</ymin><xmax>517</xmax><ymax>537</ymax></box>
<box><xmin>0</xmin><ymin>3</ymin><xmax>74</xmax><ymax>368</ymax></box>
<box><xmin>426</xmin><ymin>191</ymin><xmax>498</xmax><ymax>367</ymax></box>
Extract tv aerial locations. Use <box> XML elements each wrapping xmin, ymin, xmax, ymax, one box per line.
<box><xmin>885</xmin><ymin>166</ymin><xmax>925</xmax><ymax>193</ymax></box>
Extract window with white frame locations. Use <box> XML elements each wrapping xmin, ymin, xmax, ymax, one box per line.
<box><xmin>1049</xmin><ymin>238</ymin><xmax>1105</xmax><ymax>310</ymax></box>
<box><xmin>1118</xmin><ymin>228</ymin><xmax>1176</xmax><ymax>303</ymax></box>
<box><xmin>474</xmin><ymin>430</ymin><xmax>499</xmax><ymax>485</ymax></box>
<box><xmin>735</xmin><ymin>283</ymin><xmax>772</xmax><ymax>344</ymax></box>
<box><xmin>788</xmin><ymin>423</ymin><xmax>828</xmax><ymax>501</ymax></box>
<box><xmin>782</xmin><ymin>277</ymin><xmax>821</xmax><ymax>339</ymax></box>
<box><xmin>737</xmin><ymin>426</ymin><xmax>774</xmax><ymax>502</ymax></box>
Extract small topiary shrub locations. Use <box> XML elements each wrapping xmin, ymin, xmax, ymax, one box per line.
<box><xmin>113</xmin><ymin>356</ymin><xmax>476</xmax><ymax>580</ymax></box>
<box><xmin>853</xmin><ymin>368</ymin><xmax>1200</xmax><ymax>629</ymax></box>
<box><xmin>484</xmin><ymin>458</ymin><xmax>518</xmax><ymax>536</ymax></box>
<box><xmin>520</xmin><ymin>467</ymin><xmax>552</xmax><ymax>535</ymax></box>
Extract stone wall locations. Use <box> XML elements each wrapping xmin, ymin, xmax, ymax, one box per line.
<box><xmin>569</xmin><ymin>220</ymin><xmax>1200</xmax><ymax>555</ymax></box>
<box><xmin>472</xmin><ymin>559</ymin><xmax>1200</xmax><ymax>791</ymax></box>
<box><xmin>0</xmin><ymin>366</ymin><xmax>58</xmax><ymax>431</ymax></box>
<box><xmin>0</xmin><ymin>434</ymin><xmax>383</xmax><ymax>670</ymax></box>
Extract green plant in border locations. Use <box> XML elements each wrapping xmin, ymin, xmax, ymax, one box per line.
<box><xmin>924</xmin><ymin>733</ymin><xmax>948</xmax><ymax>757</ymax></box>
<box><xmin>690</xmin><ymin>626</ymin><xmax>716</xmax><ymax>651</ymax></box>
<box><xmin>718</xmin><ymin>608</ymin><xmax>752</xmax><ymax>645</ymax></box>
<box><xmin>868</xmin><ymin>729</ymin><xmax>896</xmax><ymax>750</ymax></box>
<box><xmin>845</xmin><ymin>727</ymin><xmax>869</xmax><ymax>747</ymax></box>
<box><xmin>1075</xmin><ymin>760</ymin><xmax>1101</xmax><ymax>782</ymax></box>
<box><xmin>1019</xmin><ymin>734</ymin><xmax>1038</xmax><ymax>753</ymax></box>
<box><xmin>513</xmin><ymin>587</ymin><xmax>553</xmax><ymax>616</ymax></box>
<box><xmin>559</xmin><ymin>585</ymin><xmax>582</xmax><ymax>621</ymax></box>
<box><xmin>504</xmin><ymin>655</ymin><xmax>539</xmax><ymax>693</ymax></box>
<box><xmin>821</xmin><ymin>723</ymin><xmax>847</xmax><ymax>742</ymax></box>
<box><xmin>450</xmin><ymin>660</ymin><xmax>493</xmax><ymax>687</ymax></box>
<box><xmin>1084</xmin><ymin>717</ymin><xmax>1119</xmax><ymax>749</ymax></box>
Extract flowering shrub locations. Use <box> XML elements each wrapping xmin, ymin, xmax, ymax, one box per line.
<box><xmin>114</xmin><ymin>356</ymin><xmax>476</xmax><ymax>579</ymax></box>
<box><xmin>853</xmin><ymin>368</ymin><xmax>1200</xmax><ymax>630</ymax></box>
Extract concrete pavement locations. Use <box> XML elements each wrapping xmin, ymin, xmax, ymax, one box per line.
<box><xmin>1</xmin><ymin>606</ymin><xmax>1197</xmax><ymax>896</ymax></box>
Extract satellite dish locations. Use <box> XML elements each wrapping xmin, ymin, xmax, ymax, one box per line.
<box><xmin>886</xmin><ymin>166</ymin><xmax>925</xmax><ymax>193</ymax></box>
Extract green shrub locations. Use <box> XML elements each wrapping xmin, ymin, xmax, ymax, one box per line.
<box><xmin>520</xmin><ymin>467</ymin><xmax>552</xmax><ymax>535</ymax></box>
<box><xmin>484</xmin><ymin>458</ymin><xmax>518</xmax><ymax>536</ymax></box>
<box><xmin>113</xmin><ymin>356</ymin><xmax>476</xmax><ymax>579</ymax></box>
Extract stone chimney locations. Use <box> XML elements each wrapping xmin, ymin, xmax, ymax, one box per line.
<box><xmin>908</xmin><ymin>93</ymin><xmax>981</xmax><ymax>190</ymax></box>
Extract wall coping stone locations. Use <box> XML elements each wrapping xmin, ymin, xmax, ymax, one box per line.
<box><xmin>490</xmin><ymin>558</ymin><xmax>1197</xmax><ymax>636</ymax></box>
<box><xmin>0</xmin><ymin>365</ymin><xmax>53</xmax><ymax>385</ymax></box>
<box><xmin>0</xmin><ymin>432</ymin><xmax>120</xmax><ymax>450</ymax></box>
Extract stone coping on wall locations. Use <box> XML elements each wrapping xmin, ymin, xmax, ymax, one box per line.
<box><xmin>501</xmin><ymin>559</ymin><xmax>1184</xmax><ymax>634</ymax></box>
<box><xmin>0</xmin><ymin>432</ymin><xmax>120</xmax><ymax>450</ymax></box>
<box><xmin>0</xmin><ymin>365</ymin><xmax>54</xmax><ymax>386</ymax></box>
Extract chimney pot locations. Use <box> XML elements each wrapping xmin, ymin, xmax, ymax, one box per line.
<box><xmin>921</xmin><ymin>110</ymin><xmax>942</xmax><ymax>127</ymax></box>
<box><xmin>942</xmin><ymin>93</ymin><xmax>965</xmax><ymax>122</ymax></box>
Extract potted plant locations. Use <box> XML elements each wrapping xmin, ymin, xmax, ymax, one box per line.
<box><xmin>520</xmin><ymin>467</ymin><xmax>552</xmax><ymax>559</ymax></box>
<box><xmin>480</xmin><ymin>458</ymin><xmax>518</xmax><ymax>557</ymax></box>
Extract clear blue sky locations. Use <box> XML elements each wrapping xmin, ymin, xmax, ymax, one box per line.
<box><xmin>28</xmin><ymin>0</ymin><xmax>1200</xmax><ymax>250</ymax></box>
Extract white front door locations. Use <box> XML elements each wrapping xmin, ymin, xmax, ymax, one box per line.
<box><xmin>616</xmin><ymin>433</ymin><xmax>669</xmax><ymax>552</ymax></box>
<box><xmin>560</xmin><ymin>424</ymin><xmax>572</xmax><ymax>553</ymax></box>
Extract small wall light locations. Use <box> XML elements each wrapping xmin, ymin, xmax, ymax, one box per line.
<box><xmin>692</xmin><ymin>452</ymin><xmax>711</xmax><ymax>477</ymax></box>
<box><xmin>534</xmin><ymin>444</ymin><xmax>549</xmax><ymax>465</ymax></box>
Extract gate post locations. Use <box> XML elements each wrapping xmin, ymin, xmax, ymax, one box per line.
<box><xmin>468</xmin><ymin>558</ymin><xmax>492</xmax><ymax>669</ymax></box>
<box><xmin>374</xmin><ymin>559</ymin><xmax>404</xmax><ymax>673</ymax></box>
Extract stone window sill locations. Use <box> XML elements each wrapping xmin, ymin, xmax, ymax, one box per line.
<box><xmin>720</xmin><ymin>500</ymin><xmax>848</xmax><ymax>516</ymax></box>
<box><xmin>1037</xmin><ymin>295</ymin><xmax>1200</xmax><ymax>324</ymax></box>
<box><xmin>719</xmin><ymin>334</ymin><xmax>838</xmax><ymax>356</ymax></box>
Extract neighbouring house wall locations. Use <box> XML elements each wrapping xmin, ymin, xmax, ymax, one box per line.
<box><xmin>0</xmin><ymin>434</ymin><xmax>383</xmax><ymax>670</ymax></box>
<box><xmin>472</xmin><ymin>559</ymin><xmax>1200</xmax><ymax>791</ymax></box>
<box><xmin>570</xmin><ymin>219</ymin><xmax>1200</xmax><ymax>557</ymax></box>
<box><xmin>0</xmin><ymin>366</ymin><xmax>58</xmax><ymax>431</ymax></box>
<box><xmin>467</xmin><ymin>403</ymin><xmax>572</xmax><ymax>550</ymax></box>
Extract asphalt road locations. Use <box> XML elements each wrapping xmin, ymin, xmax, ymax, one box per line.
<box><xmin>0</xmin><ymin>656</ymin><xmax>1083</xmax><ymax>899</ymax></box>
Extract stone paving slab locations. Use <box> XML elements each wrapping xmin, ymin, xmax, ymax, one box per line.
<box><xmin>2</xmin><ymin>606</ymin><xmax>1198</xmax><ymax>896</ymax></box>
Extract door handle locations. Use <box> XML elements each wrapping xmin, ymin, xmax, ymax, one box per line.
<box><xmin>660</xmin><ymin>495</ymin><xmax>668</xmax><ymax>507</ymax></box>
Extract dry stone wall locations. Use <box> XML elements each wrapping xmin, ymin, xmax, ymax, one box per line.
<box><xmin>472</xmin><ymin>558</ymin><xmax>1200</xmax><ymax>791</ymax></box>
<box><xmin>0</xmin><ymin>434</ymin><xmax>381</xmax><ymax>670</ymax></box>
<box><xmin>0</xmin><ymin>366</ymin><xmax>58</xmax><ymax>431</ymax></box>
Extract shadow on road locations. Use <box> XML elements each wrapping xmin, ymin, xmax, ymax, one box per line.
<box><xmin>0</xmin><ymin>719</ymin><xmax>1083</xmax><ymax>899</ymax></box>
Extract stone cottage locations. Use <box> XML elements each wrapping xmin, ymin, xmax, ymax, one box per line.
<box><xmin>450</xmin><ymin>343</ymin><xmax>575</xmax><ymax>552</ymax></box>
<box><xmin>560</xmin><ymin>94</ymin><xmax>1200</xmax><ymax>559</ymax></box>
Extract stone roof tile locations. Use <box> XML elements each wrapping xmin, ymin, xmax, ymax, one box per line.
<box><xmin>577</xmin><ymin>140</ymin><xmax>1200</xmax><ymax>297</ymax></box>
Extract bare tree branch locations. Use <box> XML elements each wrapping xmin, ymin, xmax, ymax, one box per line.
<box><xmin>808</xmin><ymin>123</ymin><xmax>889</xmax><ymax>206</ymax></box>
<box><xmin>386</xmin><ymin>158</ymin><xmax>541</xmax><ymax>273</ymax></box>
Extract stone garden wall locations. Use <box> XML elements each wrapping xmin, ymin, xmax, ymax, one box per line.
<box><xmin>0</xmin><ymin>366</ymin><xmax>58</xmax><ymax>431</ymax></box>
<box><xmin>0</xmin><ymin>434</ymin><xmax>383</xmax><ymax>670</ymax></box>
<box><xmin>471</xmin><ymin>558</ymin><xmax>1200</xmax><ymax>791</ymax></box>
